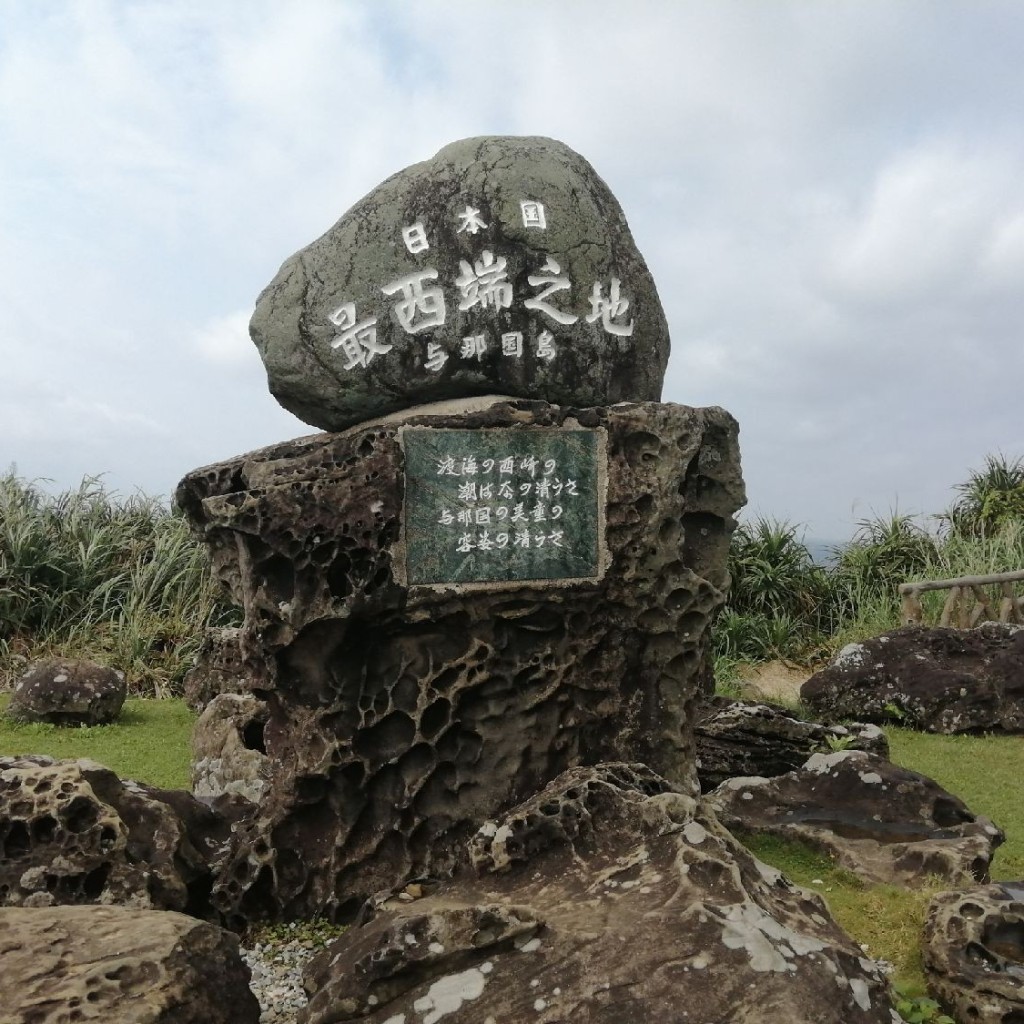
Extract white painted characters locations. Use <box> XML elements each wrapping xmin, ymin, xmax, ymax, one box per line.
<box><xmin>328</xmin><ymin>302</ymin><xmax>389</xmax><ymax>369</ymax></box>
<box><xmin>327</xmin><ymin>198</ymin><xmax>637</xmax><ymax>373</ymax></box>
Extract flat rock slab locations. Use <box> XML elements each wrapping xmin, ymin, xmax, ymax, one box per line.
<box><xmin>695</xmin><ymin>695</ymin><xmax>888</xmax><ymax>791</ymax></box>
<box><xmin>6</xmin><ymin>658</ymin><xmax>126</xmax><ymax>726</ymax></box>
<box><xmin>0</xmin><ymin>754</ymin><xmax>228</xmax><ymax>914</ymax></box>
<box><xmin>0</xmin><ymin>904</ymin><xmax>259</xmax><ymax>1024</ymax></box>
<box><xmin>251</xmin><ymin>136</ymin><xmax>670</xmax><ymax>430</ymax></box>
<box><xmin>801</xmin><ymin>623</ymin><xmax>1024</xmax><ymax>733</ymax></box>
<box><xmin>923</xmin><ymin>881</ymin><xmax>1024</xmax><ymax>1023</ymax></box>
<box><xmin>707</xmin><ymin>750</ymin><xmax>1003</xmax><ymax>887</ymax></box>
<box><xmin>175</xmin><ymin>398</ymin><xmax>744</xmax><ymax>923</ymax></box>
<box><xmin>299</xmin><ymin>764</ymin><xmax>896</xmax><ymax>1024</ymax></box>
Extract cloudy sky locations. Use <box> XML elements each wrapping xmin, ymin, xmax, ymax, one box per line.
<box><xmin>2</xmin><ymin>1</ymin><xmax>1022</xmax><ymax>541</ymax></box>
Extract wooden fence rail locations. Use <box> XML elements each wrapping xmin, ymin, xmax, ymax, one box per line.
<box><xmin>899</xmin><ymin>569</ymin><xmax>1024</xmax><ymax>627</ymax></box>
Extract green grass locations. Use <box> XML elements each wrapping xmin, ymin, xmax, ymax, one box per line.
<box><xmin>887</xmin><ymin>728</ymin><xmax>1024</xmax><ymax>879</ymax></box>
<box><xmin>0</xmin><ymin>693</ymin><xmax>196</xmax><ymax>789</ymax></box>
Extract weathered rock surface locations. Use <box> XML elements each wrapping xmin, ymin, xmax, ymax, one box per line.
<box><xmin>298</xmin><ymin>763</ymin><xmax>896</xmax><ymax>1024</ymax></box>
<box><xmin>191</xmin><ymin>693</ymin><xmax>271</xmax><ymax>804</ymax></box>
<box><xmin>0</xmin><ymin>754</ymin><xmax>228</xmax><ymax>914</ymax></box>
<box><xmin>0</xmin><ymin>904</ymin><xmax>259</xmax><ymax>1024</ymax></box>
<box><xmin>922</xmin><ymin>881</ymin><xmax>1024</xmax><ymax>1024</ymax></box>
<box><xmin>251</xmin><ymin>136</ymin><xmax>670</xmax><ymax>431</ymax></box>
<box><xmin>6</xmin><ymin>658</ymin><xmax>126</xmax><ymax>726</ymax></box>
<box><xmin>175</xmin><ymin>398</ymin><xmax>744</xmax><ymax>923</ymax></box>
<box><xmin>695</xmin><ymin>695</ymin><xmax>889</xmax><ymax>791</ymax></box>
<box><xmin>182</xmin><ymin>626</ymin><xmax>256</xmax><ymax>712</ymax></box>
<box><xmin>707</xmin><ymin>750</ymin><xmax>1003</xmax><ymax>887</ymax></box>
<box><xmin>801</xmin><ymin>623</ymin><xmax>1024</xmax><ymax>733</ymax></box>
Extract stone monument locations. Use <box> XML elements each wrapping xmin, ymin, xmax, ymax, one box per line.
<box><xmin>177</xmin><ymin>136</ymin><xmax>746</xmax><ymax>922</ymax></box>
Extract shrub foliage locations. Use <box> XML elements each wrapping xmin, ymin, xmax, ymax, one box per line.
<box><xmin>0</xmin><ymin>472</ymin><xmax>237</xmax><ymax>695</ymax></box>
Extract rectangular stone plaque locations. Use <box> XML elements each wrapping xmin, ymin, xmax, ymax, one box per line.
<box><xmin>400</xmin><ymin>427</ymin><xmax>605</xmax><ymax>587</ymax></box>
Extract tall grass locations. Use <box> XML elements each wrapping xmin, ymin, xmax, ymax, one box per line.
<box><xmin>715</xmin><ymin>458</ymin><xmax>1024</xmax><ymax>670</ymax></box>
<box><xmin>0</xmin><ymin>472</ymin><xmax>237</xmax><ymax>695</ymax></box>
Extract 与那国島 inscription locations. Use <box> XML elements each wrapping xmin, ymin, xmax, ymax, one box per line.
<box><xmin>401</xmin><ymin>427</ymin><xmax>605</xmax><ymax>586</ymax></box>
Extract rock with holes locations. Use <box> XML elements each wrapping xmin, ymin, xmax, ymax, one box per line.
<box><xmin>0</xmin><ymin>904</ymin><xmax>259</xmax><ymax>1024</ymax></box>
<box><xmin>695</xmin><ymin>695</ymin><xmax>889</xmax><ymax>791</ymax></box>
<box><xmin>181</xmin><ymin>627</ymin><xmax>258</xmax><ymax>712</ymax></box>
<box><xmin>251</xmin><ymin>136</ymin><xmax>670</xmax><ymax>432</ymax></box>
<box><xmin>0</xmin><ymin>754</ymin><xmax>229</xmax><ymax>914</ymax></box>
<box><xmin>6</xmin><ymin>659</ymin><xmax>127</xmax><ymax>726</ymax></box>
<box><xmin>801</xmin><ymin>623</ymin><xmax>1024</xmax><ymax>734</ymax></box>
<box><xmin>191</xmin><ymin>694</ymin><xmax>271</xmax><ymax>804</ymax></box>
<box><xmin>707</xmin><ymin>750</ymin><xmax>1003</xmax><ymax>888</ymax></box>
<box><xmin>298</xmin><ymin>763</ymin><xmax>895</xmax><ymax>1024</ymax></box>
<box><xmin>922</xmin><ymin>881</ymin><xmax>1024</xmax><ymax>1024</ymax></box>
<box><xmin>175</xmin><ymin>397</ymin><xmax>744</xmax><ymax>924</ymax></box>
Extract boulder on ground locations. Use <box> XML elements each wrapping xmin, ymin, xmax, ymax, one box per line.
<box><xmin>5</xmin><ymin>658</ymin><xmax>127</xmax><ymax>726</ymax></box>
<box><xmin>801</xmin><ymin>623</ymin><xmax>1024</xmax><ymax>733</ymax></box>
<box><xmin>695</xmin><ymin>695</ymin><xmax>889</xmax><ymax>791</ymax></box>
<box><xmin>922</xmin><ymin>880</ymin><xmax>1024</xmax><ymax>1024</ymax></box>
<box><xmin>298</xmin><ymin>763</ymin><xmax>896</xmax><ymax>1024</ymax></box>
<box><xmin>0</xmin><ymin>904</ymin><xmax>259</xmax><ymax>1024</ymax></box>
<box><xmin>176</xmin><ymin>398</ymin><xmax>744</xmax><ymax>924</ymax></box>
<box><xmin>191</xmin><ymin>693</ymin><xmax>270</xmax><ymax>804</ymax></box>
<box><xmin>251</xmin><ymin>136</ymin><xmax>670</xmax><ymax>431</ymax></box>
<box><xmin>706</xmin><ymin>750</ymin><xmax>1003</xmax><ymax>887</ymax></box>
<box><xmin>0</xmin><ymin>754</ymin><xmax>228</xmax><ymax>914</ymax></box>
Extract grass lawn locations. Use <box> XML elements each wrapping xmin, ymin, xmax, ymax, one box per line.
<box><xmin>0</xmin><ymin>693</ymin><xmax>196</xmax><ymax>790</ymax></box>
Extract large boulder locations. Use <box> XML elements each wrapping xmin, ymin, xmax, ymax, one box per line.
<box><xmin>922</xmin><ymin>881</ymin><xmax>1024</xmax><ymax>1024</ymax></box>
<box><xmin>706</xmin><ymin>750</ymin><xmax>1003</xmax><ymax>887</ymax></box>
<box><xmin>801</xmin><ymin>623</ymin><xmax>1024</xmax><ymax>733</ymax></box>
<box><xmin>0</xmin><ymin>904</ymin><xmax>259</xmax><ymax>1024</ymax></box>
<box><xmin>251</xmin><ymin>136</ymin><xmax>670</xmax><ymax>431</ymax></box>
<box><xmin>5</xmin><ymin>658</ymin><xmax>126</xmax><ymax>726</ymax></box>
<box><xmin>0</xmin><ymin>754</ymin><xmax>228</xmax><ymax>915</ymax></box>
<box><xmin>298</xmin><ymin>764</ymin><xmax>896</xmax><ymax>1024</ymax></box>
<box><xmin>695</xmin><ymin>695</ymin><xmax>889</xmax><ymax>791</ymax></box>
<box><xmin>175</xmin><ymin>397</ymin><xmax>744</xmax><ymax>923</ymax></box>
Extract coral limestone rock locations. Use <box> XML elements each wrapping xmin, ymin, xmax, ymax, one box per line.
<box><xmin>695</xmin><ymin>695</ymin><xmax>889</xmax><ymax>791</ymax></box>
<box><xmin>6</xmin><ymin>658</ymin><xmax>126</xmax><ymax>726</ymax></box>
<box><xmin>175</xmin><ymin>397</ymin><xmax>744</xmax><ymax>923</ymax></box>
<box><xmin>801</xmin><ymin>623</ymin><xmax>1024</xmax><ymax>734</ymax></box>
<box><xmin>250</xmin><ymin>136</ymin><xmax>670</xmax><ymax>431</ymax></box>
<box><xmin>298</xmin><ymin>764</ymin><xmax>896</xmax><ymax>1024</ymax></box>
<box><xmin>0</xmin><ymin>754</ymin><xmax>228</xmax><ymax>914</ymax></box>
<box><xmin>923</xmin><ymin>881</ymin><xmax>1024</xmax><ymax>1024</ymax></box>
<box><xmin>191</xmin><ymin>693</ymin><xmax>271</xmax><ymax>804</ymax></box>
<box><xmin>0</xmin><ymin>904</ymin><xmax>259</xmax><ymax>1024</ymax></box>
<box><xmin>707</xmin><ymin>750</ymin><xmax>1003</xmax><ymax>887</ymax></box>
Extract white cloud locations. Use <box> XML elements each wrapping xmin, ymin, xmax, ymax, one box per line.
<box><xmin>192</xmin><ymin>311</ymin><xmax>255</xmax><ymax>366</ymax></box>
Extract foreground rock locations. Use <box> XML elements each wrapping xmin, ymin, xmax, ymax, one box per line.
<box><xmin>0</xmin><ymin>754</ymin><xmax>228</xmax><ymax>914</ymax></box>
<box><xmin>191</xmin><ymin>693</ymin><xmax>271</xmax><ymax>803</ymax></box>
<box><xmin>5</xmin><ymin>658</ymin><xmax>126</xmax><ymax>726</ymax></box>
<box><xmin>801</xmin><ymin>623</ymin><xmax>1024</xmax><ymax>733</ymax></box>
<box><xmin>695</xmin><ymin>695</ymin><xmax>889</xmax><ymax>791</ymax></box>
<box><xmin>298</xmin><ymin>763</ymin><xmax>896</xmax><ymax>1024</ymax></box>
<box><xmin>176</xmin><ymin>398</ymin><xmax>743</xmax><ymax>923</ymax></box>
<box><xmin>0</xmin><ymin>904</ymin><xmax>259</xmax><ymax>1023</ymax></box>
<box><xmin>251</xmin><ymin>136</ymin><xmax>670</xmax><ymax>431</ymax></box>
<box><xmin>707</xmin><ymin>750</ymin><xmax>1003</xmax><ymax>887</ymax></box>
<box><xmin>923</xmin><ymin>881</ymin><xmax>1024</xmax><ymax>1024</ymax></box>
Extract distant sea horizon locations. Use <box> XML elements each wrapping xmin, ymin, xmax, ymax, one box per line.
<box><xmin>804</xmin><ymin>538</ymin><xmax>845</xmax><ymax>566</ymax></box>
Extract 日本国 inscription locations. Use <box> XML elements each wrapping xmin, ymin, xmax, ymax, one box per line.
<box><xmin>402</xmin><ymin>427</ymin><xmax>605</xmax><ymax>586</ymax></box>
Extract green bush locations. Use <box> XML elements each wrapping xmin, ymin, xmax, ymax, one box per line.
<box><xmin>0</xmin><ymin>472</ymin><xmax>237</xmax><ymax>695</ymax></box>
